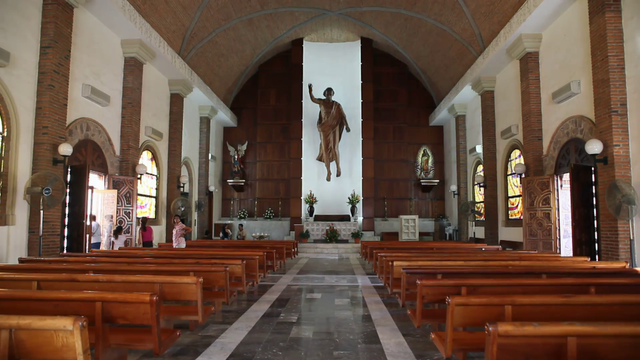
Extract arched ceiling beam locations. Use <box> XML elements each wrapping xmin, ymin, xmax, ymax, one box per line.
<box><xmin>184</xmin><ymin>7</ymin><xmax>479</xmax><ymax>61</ymax></box>
<box><xmin>179</xmin><ymin>0</ymin><xmax>210</xmax><ymax>56</ymax></box>
<box><xmin>456</xmin><ymin>0</ymin><xmax>486</xmax><ymax>50</ymax></box>
<box><xmin>228</xmin><ymin>11</ymin><xmax>440</xmax><ymax>104</ymax></box>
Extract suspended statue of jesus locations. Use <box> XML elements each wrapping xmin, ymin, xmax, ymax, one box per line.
<box><xmin>308</xmin><ymin>84</ymin><xmax>351</xmax><ymax>182</ymax></box>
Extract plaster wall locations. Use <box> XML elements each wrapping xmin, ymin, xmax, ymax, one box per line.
<box><xmin>443</xmin><ymin>119</ymin><xmax>457</xmax><ymax>229</ymax></box>
<box><xmin>464</xmin><ymin>95</ymin><xmax>484</xmax><ymax>239</ymax></box>
<box><xmin>211</xmin><ymin>120</ymin><xmax>224</xmax><ymax>222</ymax></box>
<box><xmin>67</xmin><ymin>6</ymin><xmax>123</xmax><ymax>155</ymax></box>
<box><xmin>622</xmin><ymin>0</ymin><xmax>640</xmax><ymax>266</ymax></box>
<box><xmin>539</xmin><ymin>0</ymin><xmax>594</xmax><ymax>153</ymax></box>
<box><xmin>182</xmin><ymin>96</ymin><xmax>200</xmax><ymax>234</ymax></box>
<box><xmin>0</xmin><ymin>0</ymin><xmax>42</xmax><ymax>263</ymax></box>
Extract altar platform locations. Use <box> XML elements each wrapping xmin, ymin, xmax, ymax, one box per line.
<box><xmin>298</xmin><ymin>243</ymin><xmax>360</xmax><ymax>258</ymax></box>
<box><xmin>304</xmin><ymin>215</ymin><xmax>358</xmax><ymax>241</ymax></box>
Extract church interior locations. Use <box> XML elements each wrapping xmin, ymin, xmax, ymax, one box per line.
<box><xmin>1</xmin><ymin>0</ymin><xmax>640</xmax><ymax>359</ymax></box>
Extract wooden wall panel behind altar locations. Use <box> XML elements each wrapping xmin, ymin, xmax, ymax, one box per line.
<box><xmin>361</xmin><ymin>39</ymin><xmax>442</xmax><ymax>231</ymax></box>
<box><xmin>222</xmin><ymin>39</ymin><xmax>303</xmax><ymax>230</ymax></box>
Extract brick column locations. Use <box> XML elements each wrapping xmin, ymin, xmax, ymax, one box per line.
<box><xmin>28</xmin><ymin>0</ymin><xmax>76</xmax><ymax>256</ymax></box>
<box><xmin>449</xmin><ymin>104</ymin><xmax>469</xmax><ymax>242</ymax></box>
<box><xmin>472</xmin><ymin>77</ymin><xmax>499</xmax><ymax>245</ymax></box>
<box><xmin>361</xmin><ymin>38</ymin><xmax>375</xmax><ymax>232</ymax></box>
<box><xmin>197</xmin><ymin>106</ymin><xmax>216</xmax><ymax>238</ymax></box>
<box><xmin>588</xmin><ymin>0</ymin><xmax>632</xmax><ymax>261</ymax></box>
<box><xmin>508</xmin><ymin>34</ymin><xmax>544</xmax><ymax>176</ymax></box>
<box><xmin>165</xmin><ymin>80</ymin><xmax>193</xmax><ymax>242</ymax></box>
<box><xmin>119</xmin><ymin>40</ymin><xmax>155</xmax><ymax>176</ymax></box>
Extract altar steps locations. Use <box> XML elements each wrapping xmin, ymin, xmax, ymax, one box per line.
<box><xmin>298</xmin><ymin>243</ymin><xmax>361</xmax><ymax>258</ymax></box>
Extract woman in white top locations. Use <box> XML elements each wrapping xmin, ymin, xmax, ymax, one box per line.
<box><xmin>111</xmin><ymin>225</ymin><xmax>127</xmax><ymax>250</ymax></box>
<box><xmin>172</xmin><ymin>215</ymin><xmax>192</xmax><ymax>248</ymax></box>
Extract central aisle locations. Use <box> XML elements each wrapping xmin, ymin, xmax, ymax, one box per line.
<box><xmin>132</xmin><ymin>257</ymin><xmax>478</xmax><ymax>360</ymax></box>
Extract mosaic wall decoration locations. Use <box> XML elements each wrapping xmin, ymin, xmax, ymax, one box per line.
<box><xmin>110</xmin><ymin>175</ymin><xmax>137</xmax><ymax>245</ymax></box>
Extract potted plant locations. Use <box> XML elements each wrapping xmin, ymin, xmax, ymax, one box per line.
<box><xmin>324</xmin><ymin>225</ymin><xmax>340</xmax><ymax>243</ymax></box>
<box><xmin>351</xmin><ymin>230</ymin><xmax>363</xmax><ymax>244</ymax></box>
<box><xmin>263</xmin><ymin>208</ymin><xmax>274</xmax><ymax>220</ymax></box>
<box><xmin>299</xmin><ymin>229</ymin><xmax>310</xmax><ymax>243</ymax></box>
<box><xmin>304</xmin><ymin>190</ymin><xmax>318</xmax><ymax>218</ymax></box>
<box><xmin>237</xmin><ymin>208</ymin><xmax>248</xmax><ymax>220</ymax></box>
<box><xmin>347</xmin><ymin>190</ymin><xmax>361</xmax><ymax>218</ymax></box>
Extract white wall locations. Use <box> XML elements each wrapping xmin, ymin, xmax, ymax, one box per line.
<box><xmin>464</xmin><ymin>95</ymin><xmax>484</xmax><ymax>239</ymax></box>
<box><xmin>623</xmin><ymin>0</ymin><xmax>640</xmax><ymax>266</ymax></box>
<box><xmin>67</xmin><ymin>6</ymin><xmax>123</xmax><ymax>154</ymax></box>
<box><xmin>540</xmin><ymin>0</ymin><xmax>595</xmax><ymax>153</ymax></box>
<box><xmin>0</xmin><ymin>0</ymin><xmax>42</xmax><ymax>263</ymax></box>
<box><xmin>182</xmin><ymin>96</ymin><xmax>200</xmax><ymax>234</ymax></box>
<box><xmin>302</xmin><ymin>41</ymin><xmax>362</xmax><ymax>215</ymax></box>
<box><xmin>443</xmin><ymin>119</ymin><xmax>457</xmax><ymax>229</ymax></box>
<box><xmin>210</xmin><ymin>119</ymin><xmax>224</xmax><ymax>221</ymax></box>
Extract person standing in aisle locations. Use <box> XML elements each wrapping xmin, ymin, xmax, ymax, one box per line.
<box><xmin>138</xmin><ymin>217</ymin><xmax>154</xmax><ymax>248</ymax></box>
<box><xmin>90</xmin><ymin>214</ymin><xmax>101</xmax><ymax>250</ymax></box>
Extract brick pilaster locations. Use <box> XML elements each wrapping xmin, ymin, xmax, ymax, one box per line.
<box><xmin>588</xmin><ymin>0</ymin><xmax>631</xmax><ymax>261</ymax></box>
<box><xmin>165</xmin><ymin>80</ymin><xmax>193</xmax><ymax>242</ymax></box>
<box><xmin>473</xmin><ymin>77</ymin><xmax>499</xmax><ymax>245</ymax></box>
<box><xmin>28</xmin><ymin>0</ymin><xmax>75</xmax><ymax>256</ymax></box>
<box><xmin>449</xmin><ymin>105</ymin><xmax>469</xmax><ymax>242</ymax></box>
<box><xmin>197</xmin><ymin>106</ymin><xmax>216</xmax><ymax>238</ymax></box>
<box><xmin>361</xmin><ymin>38</ymin><xmax>375</xmax><ymax>231</ymax></box>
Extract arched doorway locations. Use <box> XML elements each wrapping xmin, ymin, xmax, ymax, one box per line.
<box><xmin>555</xmin><ymin>138</ymin><xmax>598</xmax><ymax>260</ymax></box>
<box><xmin>64</xmin><ymin>139</ymin><xmax>108</xmax><ymax>253</ymax></box>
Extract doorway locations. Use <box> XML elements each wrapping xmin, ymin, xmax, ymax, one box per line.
<box><xmin>63</xmin><ymin>139</ymin><xmax>109</xmax><ymax>253</ymax></box>
<box><xmin>555</xmin><ymin>138</ymin><xmax>599</xmax><ymax>260</ymax></box>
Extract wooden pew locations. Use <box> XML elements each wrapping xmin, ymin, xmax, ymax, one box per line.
<box><xmin>484</xmin><ymin>322</ymin><xmax>640</xmax><ymax>360</ymax></box>
<box><xmin>0</xmin><ymin>273</ymin><xmax>212</xmax><ymax>330</ymax></box>
<box><xmin>362</xmin><ymin>242</ymin><xmax>502</xmax><ymax>262</ymax></box>
<box><xmin>20</xmin><ymin>256</ymin><xmax>252</xmax><ymax>291</ymax></box>
<box><xmin>0</xmin><ymin>263</ymin><xmax>234</xmax><ymax>305</ymax></box>
<box><xmin>409</xmin><ymin>277</ymin><xmax>640</xmax><ymax>328</ymax></box>
<box><xmin>430</xmin><ymin>294</ymin><xmax>640</xmax><ymax>360</ymax></box>
<box><xmin>386</xmin><ymin>260</ymin><xmax>628</xmax><ymax>294</ymax></box>
<box><xmin>399</xmin><ymin>267</ymin><xmax>640</xmax><ymax>307</ymax></box>
<box><xmin>0</xmin><ymin>289</ymin><xmax>181</xmax><ymax>360</ymax></box>
<box><xmin>184</xmin><ymin>241</ymin><xmax>290</xmax><ymax>267</ymax></box>
<box><xmin>0</xmin><ymin>315</ymin><xmax>91</xmax><ymax>360</ymax></box>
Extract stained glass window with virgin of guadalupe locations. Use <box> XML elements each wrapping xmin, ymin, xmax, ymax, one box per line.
<box><xmin>506</xmin><ymin>148</ymin><xmax>525</xmax><ymax>220</ymax></box>
<box><xmin>473</xmin><ymin>163</ymin><xmax>485</xmax><ymax>221</ymax></box>
<box><xmin>137</xmin><ymin>149</ymin><xmax>159</xmax><ymax>219</ymax></box>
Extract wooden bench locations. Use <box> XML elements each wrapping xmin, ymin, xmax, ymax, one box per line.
<box><xmin>399</xmin><ymin>267</ymin><xmax>640</xmax><ymax>307</ymax></box>
<box><xmin>0</xmin><ymin>289</ymin><xmax>181</xmax><ymax>360</ymax></box>
<box><xmin>484</xmin><ymin>322</ymin><xmax>640</xmax><ymax>360</ymax></box>
<box><xmin>0</xmin><ymin>273</ymin><xmax>213</xmax><ymax>331</ymax></box>
<box><xmin>0</xmin><ymin>263</ymin><xmax>234</xmax><ymax>305</ymax></box>
<box><xmin>409</xmin><ymin>277</ymin><xmax>640</xmax><ymax>328</ymax></box>
<box><xmin>0</xmin><ymin>315</ymin><xmax>91</xmax><ymax>360</ymax></box>
<box><xmin>185</xmin><ymin>241</ymin><xmax>291</xmax><ymax>266</ymax></box>
<box><xmin>361</xmin><ymin>242</ymin><xmax>502</xmax><ymax>262</ymax></box>
<box><xmin>386</xmin><ymin>260</ymin><xmax>628</xmax><ymax>294</ymax></box>
<box><xmin>184</xmin><ymin>239</ymin><xmax>296</xmax><ymax>259</ymax></box>
<box><xmin>430</xmin><ymin>294</ymin><xmax>640</xmax><ymax>360</ymax></box>
<box><xmin>20</xmin><ymin>256</ymin><xmax>252</xmax><ymax>292</ymax></box>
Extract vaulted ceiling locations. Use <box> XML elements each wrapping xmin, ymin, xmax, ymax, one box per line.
<box><xmin>127</xmin><ymin>0</ymin><xmax>526</xmax><ymax>105</ymax></box>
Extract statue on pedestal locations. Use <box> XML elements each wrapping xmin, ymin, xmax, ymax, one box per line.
<box><xmin>227</xmin><ymin>141</ymin><xmax>248</xmax><ymax>180</ymax></box>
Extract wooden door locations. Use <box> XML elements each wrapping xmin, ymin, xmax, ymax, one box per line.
<box><xmin>66</xmin><ymin>164</ymin><xmax>89</xmax><ymax>253</ymax></box>
<box><xmin>570</xmin><ymin>164</ymin><xmax>597</xmax><ymax>260</ymax></box>
<box><xmin>109</xmin><ymin>176</ymin><xmax>137</xmax><ymax>247</ymax></box>
<box><xmin>523</xmin><ymin>176</ymin><xmax>557</xmax><ymax>253</ymax></box>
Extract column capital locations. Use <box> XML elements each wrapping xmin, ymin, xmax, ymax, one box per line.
<box><xmin>507</xmin><ymin>33</ymin><xmax>543</xmax><ymax>60</ymax></box>
<box><xmin>448</xmin><ymin>104</ymin><xmax>467</xmax><ymax>117</ymax></box>
<box><xmin>66</xmin><ymin>0</ymin><xmax>85</xmax><ymax>8</ymax></box>
<box><xmin>121</xmin><ymin>39</ymin><xmax>156</xmax><ymax>64</ymax></box>
<box><xmin>471</xmin><ymin>76</ymin><xmax>496</xmax><ymax>95</ymax></box>
<box><xmin>199</xmin><ymin>105</ymin><xmax>218</xmax><ymax>119</ymax></box>
<box><xmin>169</xmin><ymin>79</ymin><xmax>193</xmax><ymax>98</ymax></box>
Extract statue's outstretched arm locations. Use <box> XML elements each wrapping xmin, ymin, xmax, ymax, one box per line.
<box><xmin>308</xmin><ymin>83</ymin><xmax>321</xmax><ymax>104</ymax></box>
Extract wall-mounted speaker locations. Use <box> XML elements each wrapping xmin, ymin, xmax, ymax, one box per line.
<box><xmin>144</xmin><ymin>126</ymin><xmax>163</xmax><ymax>141</ymax></box>
<box><xmin>552</xmin><ymin>80</ymin><xmax>581</xmax><ymax>104</ymax></box>
<box><xmin>468</xmin><ymin>145</ymin><xmax>483</xmax><ymax>157</ymax></box>
<box><xmin>81</xmin><ymin>84</ymin><xmax>110</xmax><ymax>107</ymax></box>
<box><xmin>0</xmin><ymin>47</ymin><xmax>10</xmax><ymax>67</ymax></box>
<box><xmin>501</xmin><ymin>124</ymin><xmax>519</xmax><ymax>140</ymax></box>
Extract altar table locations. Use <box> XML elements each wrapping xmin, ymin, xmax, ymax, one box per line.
<box><xmin>304</xmin><ymin>222</ymin><xmax>358</xmax><ymax>240</ymax></box>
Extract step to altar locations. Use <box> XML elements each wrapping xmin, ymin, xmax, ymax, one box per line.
<box><xmin>298</xmin><ymin>243</ymin><xmax>361</xmax><ymax>258</ymax></box>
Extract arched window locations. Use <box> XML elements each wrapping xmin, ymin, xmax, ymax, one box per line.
<box><xmin>137</xmin><ymin>149</ymin><xmax>159</xmax><ymax>219</ymax></box>
<box><xmin>473</xmin><ymin>163</ymin><xmax>485</xmax><ymax>221</ymax></box>
<box><xmin>506</xmin><ymin>148</ymin><xmax>525</xmax><ymax>221</ymax></box>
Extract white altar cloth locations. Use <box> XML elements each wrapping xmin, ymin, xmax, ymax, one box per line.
<box><xmin>304</xmin><ymin>222</ymin><xmax>358</xmax><ymax>240</ymax></box>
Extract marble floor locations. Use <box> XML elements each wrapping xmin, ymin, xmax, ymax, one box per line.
<box><xmin>129</xmin><ymin>257</ymin><xmax>482</xmax><ymax>360</ymax></box>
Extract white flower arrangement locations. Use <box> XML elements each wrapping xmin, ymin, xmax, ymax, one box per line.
<box><xmin>237</xmin><ymin>208</ymin><xmax>248</xmax><ymax>220</ymax></box>
<box><xmin>263</xmin><ymin>207</ymin><xmax>275</xmax><ymax>220</ymax></box>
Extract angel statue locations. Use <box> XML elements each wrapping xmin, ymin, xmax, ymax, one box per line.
<box><xmin>227</xmin><ymin>141</ymin><xmax>248</xmax><ymax>180</ymax></box>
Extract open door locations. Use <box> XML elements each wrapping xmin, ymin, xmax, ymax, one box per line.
<box><xmin>523</xmin><ymin>176</ymin><xmax>557</xmax><ymax>253</ymax></box>
<box><xmin>66</xmin><ymin>164</ymin><xmax>89</xmax><ymax>253</ymax></box>
<box><xmin>570</xmin><ymin>164</ymin><xmax>597</xmax><ymax>260</ymax></box>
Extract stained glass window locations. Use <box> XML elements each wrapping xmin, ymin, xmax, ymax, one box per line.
<box><xmin>473</xmin><ymin>163</ymin><xmax>485</xmax><ymax>221</ymax></box>
<box><xmin>506</xmin><ymin>148</ymin><xmax>525</xmax><ymax>220</ymax></box>
<box><xmin>137</xmin><ymin>150</ymin><xmax>159</xmax><ymax>219</ymax></box>
<box><xmin>0</xmin><ymin>113</ymin><xmax>4</xmax><ymax>204</ymax></box>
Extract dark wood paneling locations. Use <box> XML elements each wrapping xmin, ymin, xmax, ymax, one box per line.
<box><xmin>256</xmin><ymin>143</ymin><xmax>289</xmax><ymax>161</ymax></box>
<box><xmin>257</xmin><ymin>162</ymin><xmax>289</xmax><ymax>179</ymax></box>
<box><xmin>257</xmin><ymin>125</ymin><xmax>289</xmax><ymax>142</ymax></box>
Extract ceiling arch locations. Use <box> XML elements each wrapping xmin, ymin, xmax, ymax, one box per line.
<box><xmin>127</xmin><ymin>0</ymin><xmax>526</xmax><ymax>105</ymax></box>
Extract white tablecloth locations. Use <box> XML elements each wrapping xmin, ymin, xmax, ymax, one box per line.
<box><xmin>304</xmin><ymin>222</ymin><xmax>358</xmax><ymax>240</ymax></box>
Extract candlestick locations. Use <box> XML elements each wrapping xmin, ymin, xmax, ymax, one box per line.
<box><xmin>230</xmin><ymin>198</ymin><xmax>234</xmax><ymax>220</ymax></box>
<box><xmin>384</xmin><ymin>196</ymin><xmax>388</xmax><ymax>220</ymax></box>
<box><xmin>278</xmin><ymin>198</ymin><xmax>282</xmax><ymax>220</ymax></box>
<box><xmin>254</xmin><ymin>199</ymin><xmax>258</xmax><ymax>220</ymax></box>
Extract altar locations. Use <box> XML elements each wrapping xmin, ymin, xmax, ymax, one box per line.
<box><xmin>304</xmin><ymin>221</ymin><xmax>358</xmax><ymax>240</ymax></box>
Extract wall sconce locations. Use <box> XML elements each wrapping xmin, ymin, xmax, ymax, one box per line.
<box><xmin>178</xmin><ymin>175</ymin><xmax>188</xmax><ymax>192</ymax></box>
<box><xmin>475</xmin><ymin>174</ymin><xmax>486</xmax><ymax>188</ymax></box>
<box><xmin>135</xmin><ymin>163</ymin><xmax>147</xmax><ymax>181</ymax></box>
<box><xmin>208</xmin><ymin>185</ymin><xmax>217</xmax><ymax>194</ymax></box>
<box><xmin>52</xmin><ymin>143</ymin><xmax>73</xmax><ymax>166</ymax></box>
<box><xmin>514</xmin><ymin>163</ymin><xmax>526</xmax><ymax>178</ymax></box>
<box><xmin>585</xmin><ymin>138</ymin><xmax>608</xmax><ymax>165</ymax></box>
<box><xmin>449</xmin><ymin>184</ymin><xmax>459</xmax><ymax>198</ymax></box>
